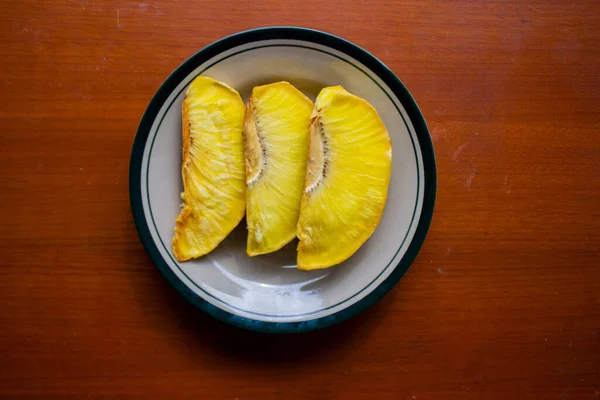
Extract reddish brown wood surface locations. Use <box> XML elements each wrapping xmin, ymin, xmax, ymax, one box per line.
<box><xmin>1</xmin><ymin>0</ymin><xmax>599</xmax><ymax>398</ymax></box>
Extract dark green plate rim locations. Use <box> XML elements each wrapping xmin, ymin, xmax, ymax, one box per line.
<box><xmin>129</xmin><ymin>26</ymin><xmax>437</xmax><ymax>334</ymax></box>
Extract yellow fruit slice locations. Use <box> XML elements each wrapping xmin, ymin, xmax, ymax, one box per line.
<box><xmin>297</xmin><ymin>86</ymin><xmax>392</xmax><ymax>270</ymax></box>
<box><xmin>172</xmin><ymin>76</ymin><xmax>246</xmax><ymax>262</ymax></box>
<box><xmin>244</xmin><ymin>82</ymin><xmax>314</xmax><ymax>256</ymax></box>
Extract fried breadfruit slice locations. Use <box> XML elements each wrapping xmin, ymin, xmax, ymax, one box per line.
<box><xmin>297</xmin><ymin>86</ymin><xmax>392</xmax><ymax>270</ymax></box>
<box><xmin>172</xmin><ymin>76</ymin><xmax>246</xmax><ymax>262</ymax></box>
<box><xmin>244</xmin><ymin>82</ymin><xmax>313</xmax><ymax>256</ymax></box>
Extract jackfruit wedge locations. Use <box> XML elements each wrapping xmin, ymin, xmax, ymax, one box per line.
<box><xmin>244</xmin><ymin>82</ymin><xmax>313</xmax><ymax>256</ymax></box>
<box><xmin>172</xmin><ymin>76</ymin><xmax>246</xmax><ymax>262</ymax></box>
<box><xmin>297</xmin><ymin>86</ymin><xmax>392</xmax><ymax>270</ymax></box>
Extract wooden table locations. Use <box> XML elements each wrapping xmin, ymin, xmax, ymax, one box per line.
<box><xmin>1</xmin><ymin>0</ymin><xmax>598</xmax><ymax>398</ymax></box>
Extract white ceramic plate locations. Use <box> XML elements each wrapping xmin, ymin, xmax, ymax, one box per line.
<box><xmin>130</xmin><ymin>27</ymin><xmax>436</xmax><ymax>333</ymax></box>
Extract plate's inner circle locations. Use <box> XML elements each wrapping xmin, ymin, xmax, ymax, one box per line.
<box><xmin>141</xmin><ymin>41</ymin><xmax>424</xmax><ymax>323</ymax></box>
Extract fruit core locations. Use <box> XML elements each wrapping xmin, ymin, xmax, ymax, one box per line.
<box><xmin>305</xmin><ymin>111</ymin><xmax>329</xmax><ymax>193</ymax></box>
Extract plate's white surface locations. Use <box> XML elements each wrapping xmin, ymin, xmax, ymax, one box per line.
<box><xmin>140</xmin><ymin>39</ymin><xmax>424</xmax><ymax>323</ymax></box>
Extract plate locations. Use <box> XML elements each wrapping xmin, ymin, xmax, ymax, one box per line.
<box><xmin>129</xmin><ymin>27</ymin><xmax>436</xmax><ymax>333</ymax></box>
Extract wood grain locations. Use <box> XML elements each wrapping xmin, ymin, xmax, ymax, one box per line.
<box><xmin>1</xmin><ymin>0</ymin><xmax>599</xmax><ymax>398</ymax></box>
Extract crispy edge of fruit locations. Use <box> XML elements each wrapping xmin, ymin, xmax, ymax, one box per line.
<box><xmin>297</xmin><ymin>86</ymin><xmax>392</xmax><ymax>270</ymax></box>
<box><xmin>172</xmin><ymin>94</ymin><xmax>194</xmax><ymax>262</ymax></box>
<box><xmin>243</xmin><ymin>98</ymin><xmax>276</xmax><ymax>257</ymax></box>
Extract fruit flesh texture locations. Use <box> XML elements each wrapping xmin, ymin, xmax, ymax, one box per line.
<box><xmin>172</xmin><ymin>76</ymin><xmax>246</xmax><ymax>262</ymax></box>
<box><xmin>244</xmin><ymin>82</ymin><xmax>313</xmax><ymax>256</ymax></box>
<box><xmin>297</xmin><ymin>86</ymin><xmax>392</xmax><ymax>270</ymax></box>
